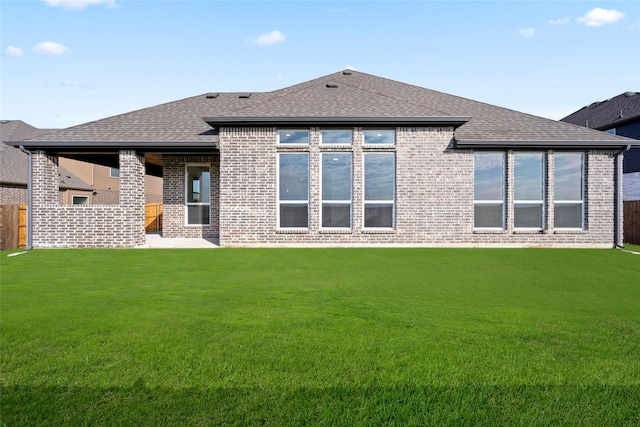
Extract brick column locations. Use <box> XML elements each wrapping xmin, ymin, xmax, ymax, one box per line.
<box><xmin>32</xmin><ymin>151</ymin><xmax>59</xmax><ymax>206</ymax></box>
<box><xmin>119</xmin><ymin>150</ymin><xmax>146</xmax><ymax>246</ymax></box>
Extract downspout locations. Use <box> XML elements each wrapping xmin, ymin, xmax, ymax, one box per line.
<box><xmin>18</xmin><ymin>145</ymin><xmax>33</xmax><ymax>251</ymax></box>
<box><xmin>614</xmin><ymin>144</ymin><xmax>631</xmax><ymax>249</ymax></box>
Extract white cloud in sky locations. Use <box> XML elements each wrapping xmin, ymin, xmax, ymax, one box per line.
<box><xmin>250</xmin><ymin>30</ymin><xmax>286</xmax><ymax>46</ymax></box>
<box><xmin>5</xmin><ymin>46</ymin><xmax>25</xmax><ymax>57</ymax></box>
<box><xmin>345</xmin><ymin>65</ymin><xmax>357</xmax><ymax>71</ymax></box>
<box><xmin>519</xmin><ymin>28</ymin><xmax>536</xmax><ymax>37</ymax></box>
<box><xmin>577</xmin><ymin>8</ymin><xmax>624</xmax><ymax>27</ymax></box>
<box><xmin>549</xmin><ymin>17</ymin><xmax>570</xmax><ymax>25</ymax></box>
<box><xmin>33</xmin><ymin>41</ymin><xmax>69</xmax><ymax>55</ymax></box>
<box><xmin>43</xmin><ymin>0</ymin><xmax>118</xmax><ymax>9</ymax></box>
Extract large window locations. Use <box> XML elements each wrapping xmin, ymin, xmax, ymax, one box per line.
<box><xmin>554</xmin><ymin>152</ymin><xmax>584</xmax><ymax>229</ymax></box>
<box><xmin>474</xmin><ymin>152</ymin><xmax>505</xmax><ymax>228</ymax></box>
<box><xmin>363</xmin><ymin>130</ymin><xmax>395</xmax><ymax>146</ymax></box>
<box><xmin>321</xmin><ymin>153</ymin><xmax>352</xmax><ymax>228</ymax></box>
<box><xmin>514</xmin><ymin>152</ymin><xmax>545</xmax><ymax>229</ymax></box>
<box><xmin>278</xmin><ymin>153</ymin><xmax>309</xmax><ymax>228</ymax></box>
<box><xmin>278</xmin><ymin>130</ymin><xmax>309</xmax><ymax>145</ymax></box>
<box><xmin>321</xmin><ymin>129</ymin><xmax>352</xmax><ymax>145</ymax></box>
<box><xmin>364</xmin><ymin>152</ymin><xmax>395</xmax><ymax>228</ymax></box>
<box><xmin>186</xmin><ymin>165</ymin><xmax>210</xmax><ymax>225</ymax></box>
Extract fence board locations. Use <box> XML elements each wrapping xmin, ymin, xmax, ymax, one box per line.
<box><xmin>146</xmin><ymin>202</ymin><xmax>163</xmax><ymax>233</ymax></box>
<box><xmin>0</xmin><ymin>205</ymin><xmax>20</xmax><ymax>251</ymax></box>
<box><xmin>18</xmin><ymin>204</ymin><xmax>27</xmax><ymax>248</ymax></box>
<box><xmin>624</xmin><ymin>200</ymin><xmax>640</xmax><ymax>245</ymax></box>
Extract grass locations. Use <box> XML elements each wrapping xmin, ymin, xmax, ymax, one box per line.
<box><xmin>1</xmin><ymin>248</ymin><xmax>639</xmax><ymax>426</ymax></box>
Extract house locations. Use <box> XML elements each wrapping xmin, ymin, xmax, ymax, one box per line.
<box><xmin>5</xmin><ymin>70</ymin><xmax>638</xmax><ymax>248</ymax></box>
<box><xmin>560</xmin><ymin>92</ymin><xmax>640</xmax><ymax>201</ymax></box>
<box><xmin>1</xmin><ymin>120</ymin><xmax>93</xmax><ymax>205</ymax></box>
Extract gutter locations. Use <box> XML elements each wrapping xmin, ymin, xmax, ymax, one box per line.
<box><xmin>203</xmin><ymin>116</ymin><xmax>471</xmax><ymax>129</ymax></box>
<box><xmin>17</xmin><ymin>145</ymin><xmax>33</xmax><ymax>251</ymax></box>
<box><xmin>614</xmin><ymin>144</ymin><xmax>631</xmax><ymax>249</ymax></box>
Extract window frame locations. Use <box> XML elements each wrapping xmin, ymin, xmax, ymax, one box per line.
<box><xmin>320</xmin><ymin>129</ymin><xmax>353</xmax><ymax>147</ymax></box>
<box><xmin>184</xmin><ymin>163</ymin><xmax>211</xmax><ymax>227</ymax></box>
<box><xmin>72</xmin><ymin>195</ymin><xmax>89</xmax><ymax>205</ymax></box>
<box><xmin>473</xmin><ymin>151</ymin><xmax>505</xmax><ymax>230</ymax></box>
<box><xmin>110</xmin><ymin>167</ymin><xmax>120</xmax><ymax>178</ymax></box>
<box><xmin>277</xmin><ymin>152</ymin><xmax>310</xmax><ymax>230</ymax></box>
<box><xmin>277</xmin><ymin>129</ymin><xmax>310</xmax><ymax>146</ymax></box>
<box><xmin>362</xmin><ymin>129</ymin><xmax>396</xmax><ymax>147</ymax></box>
<box><xmin>513</xmin><ymin>152</ymin><xmax>545</xmax><ymax>231</ymax></box>
<box><xmin>363</xmin><ymin>152</ymin><xmax>396</xmax><ymax>230</ymax></box>
<box><xmin>553</xmin><ymin>152</ymin><xmax>585</xmax><ymax>230</ymax></box>
<box><xmin>320</xmin><ymin>152</ymin><xmax>353</xmax><ymax>230</ymax></box>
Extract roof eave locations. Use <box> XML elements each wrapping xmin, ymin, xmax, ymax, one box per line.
<box><xmin>203</xmin><ymin>116</ymin><xmax>471</xmax><ymax>129</ymax></box>
<box><xmin>455</xmin><ymin>139</ymin><xmax>640</xmax><ymax>150</ymax></box>
<box><xmin>5</xmin><ymin>140</ymin><xmax>219</xmax><ymax>152</ymax></box>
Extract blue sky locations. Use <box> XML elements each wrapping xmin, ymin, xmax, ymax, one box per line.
<box><xmin>1</xmin><ymin>0</ymin><xmax>639</xmax><ymax>129</ymax></box>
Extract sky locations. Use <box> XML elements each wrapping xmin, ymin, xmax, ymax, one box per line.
<box><xmin>1</xmin><ymin>0</ymin><xmax>639</xmax><ymax>129</ymax></box>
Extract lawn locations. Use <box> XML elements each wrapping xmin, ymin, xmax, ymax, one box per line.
<box><xmin>1</xmin><ymin>248</ymin><xmax>639</xmax><ymax>426</ymax></box>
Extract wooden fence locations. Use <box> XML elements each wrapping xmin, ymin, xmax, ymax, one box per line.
<box><xmin>0</xmin><ymin>204</ymin><xmax>26</xmax><ymax>251</ymax></box>
<box><xmin>145</xmin><ymin>202</ymin><xmax>163</xmax><ymax>233</ymax></box>
<box><xmin>624</xmin><ymin>200</ymin><xmax>640</xmax><ymax>245</ymax></box>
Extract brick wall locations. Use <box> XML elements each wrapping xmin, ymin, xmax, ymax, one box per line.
<box><xmin>31</xmin><ymin>150</ymin><xmax>146</xmax><ymax>248</ymax></box>
<box><xmin>0</xmin><ymin>185</ymin><xmax>27</xmax><ymax>205</ymax></box>
<box><xmin>162</xmin><ymin>155</ymin><xmax>219</xmax><ymax>238</ymax></box>
<box><xmin>217</xmin><ymin>126</ymin><xmax>619</xmax><ymax>247</ymax></box>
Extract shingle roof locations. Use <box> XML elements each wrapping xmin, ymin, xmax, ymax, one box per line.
<box><xmin>9</xmin><ymin>70</ymin><xmax>635</xmax><ymax>150</ymax></box>
<box><xmin>560</xmin><ymin>92</ymin><xmax>640</xmax><ymax>130</ymax></box>
<box><xmin>1</xmin><ymin>120</ymin><xmax>92</xmax><ymax>189</ymax></box>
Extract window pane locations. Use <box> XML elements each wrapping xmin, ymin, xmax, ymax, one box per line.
<box><xmin>279</xmin><ymin>153</ymin><xmax>309</xmax><ymax>201</ymax></box>
<box><xmin>72</xmin><ymin>196</ymin><xmax>89</xmax><ymax>205</ymax></box>
<box><xmin>474</xmin><ymin>152</ymin><xmax>504</xmax><ymax>201</ymax></box>
<box><xmin>555</xmin><ymin>153</ymin><xmax>583</xmax><ymax>201</ymax></box>
<box><xmin>555</xmin><ymin>203</ymin><xmax>582</xmax><ymax>228</ymax></box>
<box><xmin>321</xmin><ymin>130</ymin><xmax>352</xmax><ymax>145</ymax></box>
<box><xmin>474</xmin><ymin>204</ymin><xmax>503</xmax><ymax>228</ymax></box>
<box><xmin>322</xmin><ymin>153</ymin><xmax>352</xmax><ymax>201</ymax></box>
<box><xmin>280</xmin><ymin>204</ymin><xmax>308</xmax><ymax>228</ymax></box>
<box><xmin>365</xmin><ymin>204</ymin><xmax>393</xmax><ymax>228</ymax></box>
<box><xmin>187</xmin><ymin>205</ymin><xmax>210</xmax><ymax>225</ymax></box>
<box><xmin>187</xmin><ymin>166</ymin><xmax>210</xmax><ymax>203</ymax></box>
<box><xmin>364</xmin><ymin>153</ymin><xmax>395</xmax><ymax>201</ymax></box>
<box><xmin>363</xmin><ymin>130</ymin><xmax>395</xmax><ymax>145</ymax></box>
<box><xmin>279</xmin><ymin>130</ymin><xmax>309</xmax><ymax>144</ymax></box>
<box><xmin>514</xmin><ymin>203</ymin><xmax>543</xmax><ymax>228</ymax></box>
<box><xmin>514</xmin><ymin>153</ymin><xmax>544</xmax><ymax>201</ymax></box>
<box><xmin>322</xmin><ymin>204</ymin><xmax>351</xmax><ymax>228</ymax></box>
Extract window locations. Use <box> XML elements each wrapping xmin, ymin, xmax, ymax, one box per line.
<box><xmin>278</xmin><ymin>130</ymin><xmax>309</xmax><ymax>145</ymax></box>
<box><xmin>514</xmin><ymin>153</ymin><xmax>545</xmax><ymax>229</ymax></box>
<box><xmin>186</xmin><ymin>165</ymin><xmax>210</xmax><ymax>225</ymax></box>
<box><xmin>606</xmin><ymin>128</ymin><xmax>616</xmax><ymax>135</ymax></box>
<box><xmin>554</xmin><ymin>152</ymin><xmax>584</xmax><ymax>229</ymax></box>
<box><xmin>474</xmin><ymin>152</ymin><xmax>505</xmax><ymax>228</ymax></box>
<box><xmin>278</xmin><ymin>153</ymin><xmax>309</xmax><ymax>228</ymax></box>
<box><xmin>321</xmin><ymin>130</ymin><xmax>352</xmax><ymax>145</ymax></box>
<box><xmin>364</xmin><ymin>152</ymin><xmax>395</xmax><ymax>228</ymax></box>
<box><xmin>321</xmin><ymin>153</ymin><xmax>352</xmax><ymax>228</ymax></box>
<box><xmin>72</xmin><ymin>195</ymin><xmax>89</xmax><ymax>205</ymax></box>
<box><xmin>363</xmin><ymin>130</ymin><xmax>395</xmax><ymax>146</ymax></box>
<box><xmin>110</xmin><ymin>167</ymin><xmax>120</xmax><ymax>178</ymax></box>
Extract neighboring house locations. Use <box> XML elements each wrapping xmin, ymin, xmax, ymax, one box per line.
<box><xmin>1</xmin><ymin>120</ymin><xmax>93</xmax><ymax>205</ymax></box>
<box><xmin>5</xmin><ymin>70</ymin><xmax>638</xmax><ymax>248</ymax></box>
<box><xmin>560</xmin><ymin>92</ymin><xmax>640</xmax><ymax>200</ymax></box>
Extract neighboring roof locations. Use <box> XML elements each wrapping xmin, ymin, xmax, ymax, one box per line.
<box><xmin>7</xmin><ymin>70</ymin><xmax>637</xmax><ymax>152</ymax></box>
<box><xmin>560</xmin><ymin>92</ymin><xmax>640</xmax><ymax>130</ymax></box>
<box><xmin>1</xmin><ymin>120</ymin><xmax>92</xmax><ymax>190</ymax></box>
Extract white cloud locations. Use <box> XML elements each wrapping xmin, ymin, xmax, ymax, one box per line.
<box><xmin>519</xmin><ymin>28</ymin><xmax>536</xmax><ymax>37</ymax></box>
<box><xmin>43</xmin><ymin>0</ymin><xmax>118</xmax><ymax>9</ymax></box>
<box><xmin>345</xmin><ymin>65</ymin><xmax>357</xmax><ymax>71</ymax></box>
<box><xmin>33</xmin><ymin>41</ymin><xmax>69</xmax><ymax>55</ymax></box>
<box><xmin>577</xmin><ymin>8</ymin><xmax>624</xmax><ymax>27</ymax></box>
<box><xmin>250</xmin><ymin>30</ymin><xmax>286</xmax><ymax>46</ymax></box>
<box><xmin>549</xmin><ymin>17</ymin><xmax>570</xmax><ymax>25</ymax></box>
<box><xmin>5</xmin><ymin>46</ymin><xmax>25</xmax><ymax>57</ymax></box>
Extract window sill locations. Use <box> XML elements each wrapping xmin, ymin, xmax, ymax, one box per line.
<box><xmin>277</xmin><ymin>144</ymin><xmax>309</xmax><ymax>150</ymax></box>
<box><xmin>512</xmin><ymin>229</ymin><xmax>546</xmax><ymax>234</ymax></box>
<box><xmin>185</xmin><ymin>224</ymin><xmax>211</xmax><ymax>227</ymax></box>
<box><xmin>473</xmin><ymin>228</ymin><xmax>507</xmax><ymax>234</ymax></box>
<box><xmin>363</xmin><ymin>144</ymin><xmax>395</xmax><ymax>150</ymax></box>
<box><xmin>319</xmin><ymin>228</ymin><xmax>352</xmax><ymax>234</ymax></box>
<box><xmin>362</xmin><ymin>228</ymin><xmax>395</xmax><ymax>234</ymax></box>
<box><xmin>320</xmin><ymin>144</ymin><xmax>352</xmax><ymax>150</ymax></box>
<box><xmin>276</xmin><ymin>228</ymin><xmax>309</xmax><ymax>234</ymax></box>
<box><xmin>553</xmin><ymin>229</ymin><xmax>586</xmax><ymax>234</ymax></box>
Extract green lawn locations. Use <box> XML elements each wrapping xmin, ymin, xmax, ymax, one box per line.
<box><xmin>1</xmin><ymin>248</ymin><xmax>639</xmax><ymax>426</ymax></box>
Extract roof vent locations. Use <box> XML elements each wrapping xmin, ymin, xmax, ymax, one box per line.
<box><xmin>342</xmin><ymin>71</ymin><xmax>352</xmax><ymax>75</ymax></box>
<box><xmin>205</xmin><ymin>92</ymin><xmax>219</xmax><ymax>99</ymax></box>
<box><xmin>325</xmin><ymin>82</ymin><xmax>339</xmax><ymax>88</ymax></box>
<box><xmin>238</xmin><ymin>93</ymin><xmax>252</xmax><ymax>99</ymax></box>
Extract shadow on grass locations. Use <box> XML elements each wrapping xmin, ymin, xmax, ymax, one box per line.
<box><xmin>2</xmin><ymin>384</ymin><xmax>639</xmax><ymax>426</ymax></box>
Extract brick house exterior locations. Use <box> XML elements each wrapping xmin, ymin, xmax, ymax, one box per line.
<box><xmin>5</xmin><ymin>70</ymin><xmax>637</xmax><ymax>248</ymax></box>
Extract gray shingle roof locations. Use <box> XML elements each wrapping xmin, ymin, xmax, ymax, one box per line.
<box><xmin>560</xmin><ymin>92</ymin><xmax>640</xmax><ymax>130</ymax></box>
<box><xmin>9</xmin><ymin>70</ymin><xmax>635</xmax><ymax>149</ymax></box>
<box><xmin>1</xmin><ymin>120</ymin><xmax>92</xmax><ymax>189</ymax></box>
